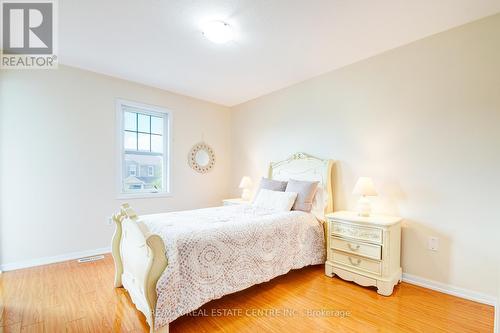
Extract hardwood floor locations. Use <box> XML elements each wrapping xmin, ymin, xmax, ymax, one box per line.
<box><xmin>0</xmin><ymin>254</ymin><xmax>494</xmax><ymax>332</ymax></box>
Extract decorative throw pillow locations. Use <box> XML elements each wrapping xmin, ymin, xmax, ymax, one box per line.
<box><xmin>257</xmin><ymin>177</ymin><xmax>288</xmax><ymax>192</ymax></box>
<box><xmin>252</xmin><ymin>189</ymin><xmax>298</xmax><ymax>212</ymax></box>
<box><xmin>285</xmin><ymin>179</ymin><xmax>319</xmax><ymax>212</ymax></box>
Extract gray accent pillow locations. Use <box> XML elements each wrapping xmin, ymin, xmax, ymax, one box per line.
<box><xmin>258</xmin><ymin>177</ymin><xmax>288</xmax><ymax>192</ymax></box>
<box><xmin>285</xmin><ymin>179</ymin><xmax>319</xmax><ymax>212</ymax></box>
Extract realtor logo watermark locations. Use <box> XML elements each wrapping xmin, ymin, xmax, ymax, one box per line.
<box><xmin>1</xmin><ymin>0</ymin><xmax>58</xmax><ymax>69</ymax></box>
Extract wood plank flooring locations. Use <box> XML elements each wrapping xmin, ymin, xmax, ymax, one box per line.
<box><xmin>0</xmin><ymin>254</ymin><xmax>494</xmax><ymax>332</ymax></box>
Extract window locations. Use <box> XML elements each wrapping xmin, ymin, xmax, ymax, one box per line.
<box><xmin>117</xmin><ymin>100</ymin><xmax>171</xmax><ymax>198</ymax></box>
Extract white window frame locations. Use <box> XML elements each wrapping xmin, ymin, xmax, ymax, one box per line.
<box><xmin>116</xmin><ymin>99</ymin><xmax>172</xmax><ymax>199</ymax></box>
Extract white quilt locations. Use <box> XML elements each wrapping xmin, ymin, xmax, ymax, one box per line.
<box><xmin>141</xmin><ymin>204</ymin><xmax>326</xmax><ymax>329</ymax></box>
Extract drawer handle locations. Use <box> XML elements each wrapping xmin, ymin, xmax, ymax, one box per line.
<box><xmin>348</xmin><ymin>257</ymin><xmax>362</xmax><ymax>266</ymax></box>
<box><xmin>347</xmin><ymin>243</ymin><xmax>360</xmax><ymax>251</ymax></box>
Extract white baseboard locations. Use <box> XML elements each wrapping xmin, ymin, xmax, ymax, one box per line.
<box><xmin>402</xmin><ymin>272</ymin><xmax>497</xmax><ymax>306</ymax></box>
<box><xmin>0</xmin><ymin>247</ymin><xmax>111</xmax><ymax>272</ymax></box>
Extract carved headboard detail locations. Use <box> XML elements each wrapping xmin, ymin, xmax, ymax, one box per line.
<box><xmin>268</xmin><ymin>152</ymin><xmax>334</xmax><ymax>214</ymax></box>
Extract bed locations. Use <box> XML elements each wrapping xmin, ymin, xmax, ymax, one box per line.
<box><xmin>111</xmin><ymin>152</ymin><xmax>334</xmax><ymax>333</ymax></box>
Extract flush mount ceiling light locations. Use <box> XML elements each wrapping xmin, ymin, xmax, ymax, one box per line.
<box><xmin>201</xmin><ymin>21</ymin><xmax>234</xmax><ymax>44</ymax></box>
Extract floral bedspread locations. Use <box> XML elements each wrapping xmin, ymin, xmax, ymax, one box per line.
<box><xmin>141</xmin><ymin>204</ymin><xmax>325</xmax><ymax>329</ymax></box>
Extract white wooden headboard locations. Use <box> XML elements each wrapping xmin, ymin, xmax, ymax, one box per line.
<box><xmin>268</xmin><ymin>152</ymin><xmax>334</xmax><ymax>214</ymax></box>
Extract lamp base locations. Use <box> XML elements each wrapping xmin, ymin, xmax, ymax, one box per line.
<box><xmin>356</xmin><ymin>196</ymin><xmax>372</xmax><ymax>217</ymax></box>
<box><xmin>241</xmin><ymin>189</ymin><xmax>251</xmax><ymax>201</ymax></box>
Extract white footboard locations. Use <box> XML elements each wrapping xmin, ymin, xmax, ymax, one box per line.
<box><xmin>112</xmin><ymin>203</ymin><xmax>169</xmax><ymax>333</ymax></box>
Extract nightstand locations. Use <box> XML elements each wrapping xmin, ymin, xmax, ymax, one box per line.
<box><xmin>325</xmin><ymin>211</ymin><xmax>402</xmax><ymax>296</ymax></box>
<box><xmin>222</xmin><ymin>198</ymin><xmax>250</xmax><ymax>206</ymax></box>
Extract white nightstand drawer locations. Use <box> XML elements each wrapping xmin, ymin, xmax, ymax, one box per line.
<box><xmin>331</xmin><ymin>222</ymin><xmax>383</xmax><ymax>244</ymax></box>
<box><xmin>331</xmin><ymin>237</ymin><xmax>382</xmax><ymax>260</ymax></box>
<box><xmin>331</xmin><ymin>251</ymin><xmax>382</xmax><ymax>276</ymax></box>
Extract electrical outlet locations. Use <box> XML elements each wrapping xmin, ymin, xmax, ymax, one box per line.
<box><xmin>427</xmin><ymin>237</ymin><xmax>439</xmax><ymax>251</ymax></box>
<box><xmin>107</xmin><ymin>217</ymin><xmax>113</xmax><ymax>226</ymax></box>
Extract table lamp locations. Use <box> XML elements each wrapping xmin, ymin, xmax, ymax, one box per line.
<box><xmin>352</xmin><ymin>177</ymin><xmax>378</xmax><ymax>217</ymax></box>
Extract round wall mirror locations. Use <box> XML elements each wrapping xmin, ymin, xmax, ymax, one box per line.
<box><xmin>188</xmin><ymin>142</ymin><xmax>215</xmax><ymax>173</ymax></box>
<box><xmin>195</xmin><ymin>150</ymin><xmax>210</xmax><ymax>167</ymax></box>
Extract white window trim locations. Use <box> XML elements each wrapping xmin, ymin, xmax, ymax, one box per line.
<box><xmin>116</xmin><ymin>99</ymin><xmax>172</xmax><ymax>199</ymax></box>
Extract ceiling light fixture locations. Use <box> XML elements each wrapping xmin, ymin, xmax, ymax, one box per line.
<box><xmin>201</xmin><ymin>21</ymin><xmax>234</xmax><ymax>44</ymax></box>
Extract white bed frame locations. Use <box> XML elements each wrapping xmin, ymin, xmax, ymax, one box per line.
<box><xmin>112</xmin><ymin>152</ymin><xmax>334</xmax><ymax>333</ymax></box>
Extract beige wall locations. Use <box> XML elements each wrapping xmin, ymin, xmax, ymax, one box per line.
<box><xmin>230</xmin><ymin>15</ymin><xmax>500</xmax><ymax>296</ymax></box>
<box><xmin>0</xmin><ymin>65</ymin><xmax>231</xmax><ymax>266</ymax></box>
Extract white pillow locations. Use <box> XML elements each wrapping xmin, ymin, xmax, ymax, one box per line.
<box><xmin>252</xmin><ymin>189</ymin><xmax>298</xmax><ymax>212</ymax></box>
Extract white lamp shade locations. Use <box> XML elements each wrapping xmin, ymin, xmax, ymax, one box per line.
<box><xmin>352</xmin><ymin>177</ymin><xmax>377</xmax><ymax>197</ymax></box>
<box><xmin>239</xmin><ymin>176</ymin><xmax>252</xmax><ymax>189</ymax></box>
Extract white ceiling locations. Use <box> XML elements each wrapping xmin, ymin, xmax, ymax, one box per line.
<box><xmin>60</xmin><ymin>0</ymin><xmax>500</xmax><ymax>106</ymax></box>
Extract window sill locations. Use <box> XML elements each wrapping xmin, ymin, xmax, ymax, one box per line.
<box><xmin>117</xmin><ymin>192</ymin><xmax>172</xmax><ymax>200</ymax></box>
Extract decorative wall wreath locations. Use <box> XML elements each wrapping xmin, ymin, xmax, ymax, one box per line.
<box><xmin>188</xmin><ymin>142</ymin><xmax>215</xmax><ymax>173</ymax></box>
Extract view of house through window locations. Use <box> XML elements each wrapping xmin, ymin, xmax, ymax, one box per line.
<box><xmin>119</xmin><ymin>101</ymin><xmax>169</xmax><ymax>196</ymax></box>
